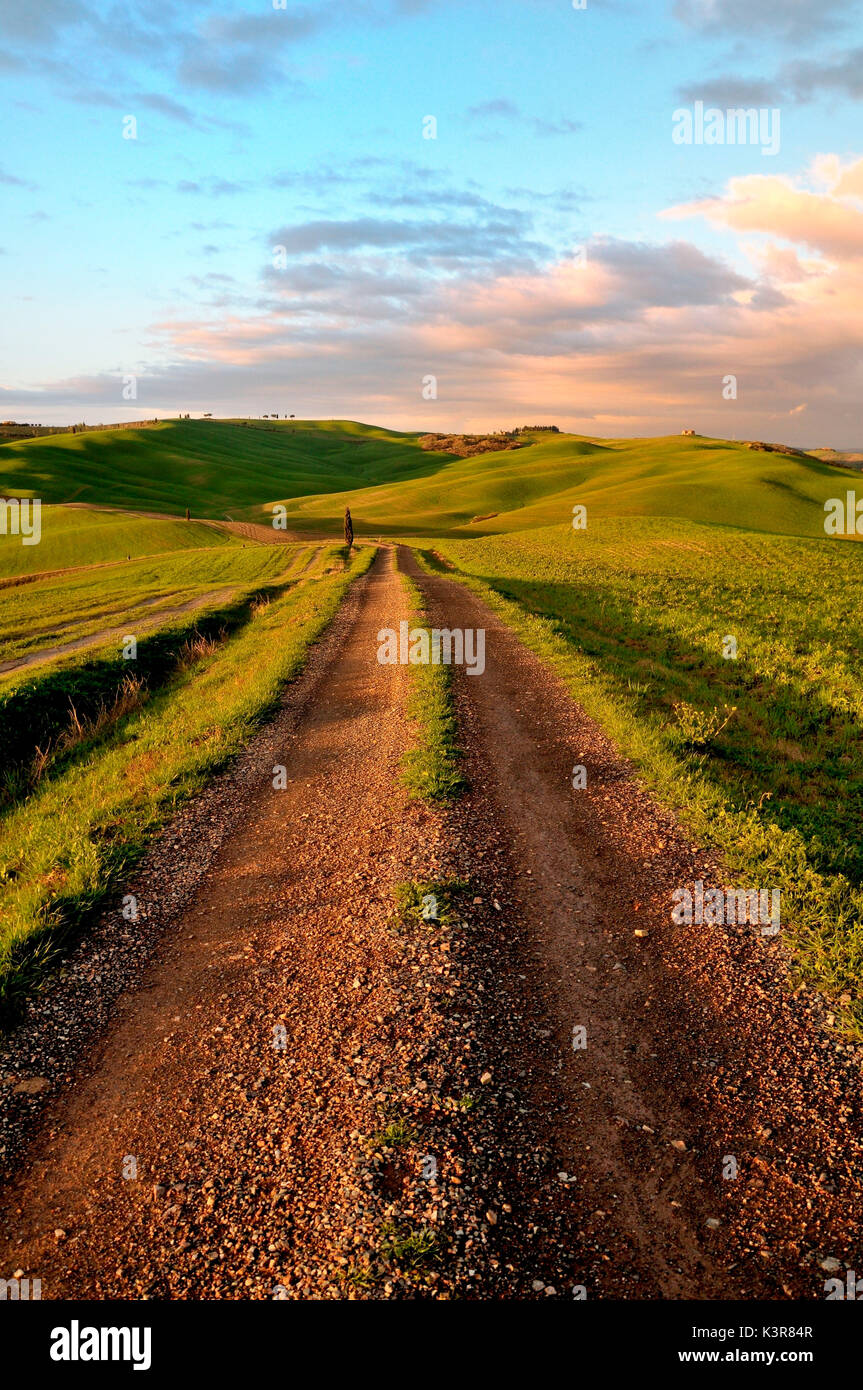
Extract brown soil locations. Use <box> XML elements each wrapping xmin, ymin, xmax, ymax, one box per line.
<box><xmin>418</xmin><ymin>434</ymin><xmax>522</xmax><ymax>458</ymax></box>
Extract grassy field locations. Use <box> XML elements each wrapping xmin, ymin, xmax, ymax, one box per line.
<box><xmin>4</xmin><ymin>420</ymin><xmax>856</xmax><ymax>541</ymax></box>
<box><xmin>270</xmin><ymin>431</ymin><xmax>855</xmax><ymax>540</ymax></box>
<box><xmin>420</xmin><ymin>519</ymin><xmax>863</xmax><ymax>1030</ymax></box>
<box><xmin>0</xmin><ymin>542</ymin><xmax>317</xmax><ymax>671</ymax></box>
<box><xmin>0</xmin><ymin>506</ymin><xmax>237</xmax><ymax>578</ymax></box>
<box><xmin>2</xmin><ymin>415</ymin><xmax>862</xmax><ymax>1026</ymax></box>
<box><xmin>0</xmin><ymin>543</ymin><xmax>371</xmax><ymax>1019</ymax></box>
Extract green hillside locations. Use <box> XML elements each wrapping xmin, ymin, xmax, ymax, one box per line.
<box><xmin>271</xmin><ymin>432</ymin><xmax>854</xmax><ymax>540</ymax></box>
<box><xmin>1</xmin><ymin>418</ymin><xmax>856</xmax><ymax>543</ymax></box>
<box><xmin>0</xmin><ymin>418</ymin><xmax>433</xmax><ymax>518</ymax></box>
<box><xmin>0</xmin><ymin>506</ymin><xmax>238</xmax><ymax>579</ymax></box>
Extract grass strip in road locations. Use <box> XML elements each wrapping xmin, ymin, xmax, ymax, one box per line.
<box><xmin>409</xmin><ymin>545</ymin><xmax>863</xmax><ymax>1039</ymax></box>
<box><xmin>0</xmin><ymin>546</ymin><xmax>375</xmax><ymax>1022</ymax></box>
<box><xmin>396</xmin><ymin>556</ymin><xmax>465</xmax><ymax>804</ymax></box>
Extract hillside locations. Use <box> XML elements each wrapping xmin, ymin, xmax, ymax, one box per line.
<box><xmin>266</xmin><ymin>429</ymin><xmax>854</xmax><ymax>541</ymax></box>
<box><xmin>0</xmin><ymin>418</ymin><xmax>431</xmax><ymax>518</ymax></box>
<box><xmin>1</xmin><ymin>418</ymin><xmax>856</xmax><ymax>543</ymax></box>
<box><xmin>0</xmin><ymin>506</ymin><xmax>239</xmax><ymax>580</ymax></box>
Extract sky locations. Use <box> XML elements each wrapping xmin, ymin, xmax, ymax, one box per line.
<box><xmin>1</xmin><ymin>0</ymin><xmax>862</xmax><ymax>445</ymax></box>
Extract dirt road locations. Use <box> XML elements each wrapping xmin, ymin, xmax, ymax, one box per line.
<box><xmin>0</xmin><ymin>548</ymin><xmax>427</xmax><ymax>1296</ymax></box>
<box><xmin>1</xmin><ymin>546</ymin><xmax>861</xmax><ymax>1299</ymax></box>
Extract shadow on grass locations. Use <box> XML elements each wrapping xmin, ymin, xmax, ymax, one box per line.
<box><xmin>474</xmin><ymin>574</ymin><xmax>863</xmax><ymax>887</ymax></box>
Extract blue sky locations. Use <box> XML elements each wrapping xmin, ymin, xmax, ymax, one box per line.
<box><xmin>2</xmin><ymin>0</ymin><xmax>862</xmax><ymax>443</ymax></box>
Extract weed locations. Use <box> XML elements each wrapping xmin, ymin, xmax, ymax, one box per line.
<box><xmin>379</xmin><ymin>1222</ymin><xmax>437</xmax><ymax>1271</ymax></box>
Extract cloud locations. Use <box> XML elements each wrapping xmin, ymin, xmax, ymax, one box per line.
<box><xmin>467</xmin><ymin>98</ymin><xmax>521</xmax><ymax>119</ymax></box>
<box><xmin>177</xmin><ymin>177</ymin><xmax>247</xmax><ymax>197</ymax></box>
<box><xmin>466</xmin><ymin>98</ymin><xmax>582</xmax><ymax>138</ymax></box>
<box><xmin>835</xmin><ymin>157</ymin><xmax>863</xmax><ymax>198</ymax></box>
<box><xmin>261</xmin><ymin>260</ymin><xmax>425</xmax><ymax>303</ymax></box>
<box><xmin>679</xmin><ymin>47</ymin><xmax>863</xmax><ymax>110</ymax></box>
<box><xmin>270</xmin><ymin>214</ymin><xmax>547</xmax><ymax>265</ymax></box>
<box><xmin>81</xmin><ymin>155</ymin><xmax>854</xmax><ymax>441</ymax></box>
<box><xmin>590</xmin><ymin>238</ymin><xmax>750</xmax><ymax>306</ymax></box>
<box><xmin>133</xmin><ymin>91</ymin><xmax>198</xmax><ymax>125</ymax></box>
<box><xmin>677</xmin><ymin>77</ymin><xmax>780</xmax><ymax>107</ymax></box>
<box><xmin>783</xmin><ymin>49</ymin><xmax>863</xmax><ymax>101</ymax></box>
<box><xmin>3</xmin><ymin>0</ymin><xmax>860</xmax><ymax>452</ymax></box>
<box><xmin>672</xmin><ymin>0</ymin><xmax>856</xmax><ymax>42</ymax></box>
<box><xmin>0</xmin><ymin>164</ymin><xmax>32</xmax><ymax>187</ymax></box>
<box><xmin>0</xmin><ymin>0</ymin><xmax>324</xmax><ymax>100</ymax></box>
<box><xmin>532</xmin><ymin>117</ymin><xmax>583</xmax><ymax>136</ymax></box>
<box><xmin>0</xmin><ymin>0</ymin><xmax>91</xmax><ymax>45</ymax></box>
<box><xmin>174</xmin><ymin>6</ymin><xmax>336</xmax><ymax>93</ymax></box>
<box><xmin>663</xmin><ymin>163</ymin><xmax>863</xmax><ymax>261</ymax></box>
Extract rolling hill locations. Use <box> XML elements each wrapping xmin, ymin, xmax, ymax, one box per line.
<box><xmin>0</xmin><ymin>506</ymin><xmax>239</xmax><ymax>580</ymax></box>
<box><xmin>0</xmin><ymin>417</ymin><xmax>856</xmax><ymax>545</ymax></box>
<box><xmin>264</xmin><ymin>429</ymin><xmax>855</xmax><ymax>541</ymax></box>
<box><xmin>0</xmin><ymin>418</ymin><xmax>434</xmax><ymax>518</ymax></box>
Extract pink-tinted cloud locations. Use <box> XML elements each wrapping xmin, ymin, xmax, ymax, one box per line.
<box><xmin>662</xmin><ymin>163</ymin><xmax>863</xmax><ymax>261</ymax></box>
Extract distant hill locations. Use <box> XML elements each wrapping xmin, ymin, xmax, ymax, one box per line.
<box><xmin>0</xmin><ymin>419</ymin><xmax>427</xmax><ymax>517</ymax></box>
<box><xmin>263</xmin><ymin>428</ymin><xmax>854</xmax><ymax>541</ymax></box>
<box><xmin>809</xmin><ymin>448</ymin><xmax>863</xmax><ymax>471</ymax></box>
<box><xmin>1</xmin><ymin>417</ymin><xmax>854</xmax><ymax>542</ymax></box>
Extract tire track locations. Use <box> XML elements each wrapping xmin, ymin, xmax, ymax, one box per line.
<box><xmin>0</xmin><ymin>588</ymin><xmax>239</xmax><ymax>675</ymax></box>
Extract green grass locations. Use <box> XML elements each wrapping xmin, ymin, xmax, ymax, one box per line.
<box><xmin>378</xmin><ymin>1221</ymin><xmax>438</xmax><ymax>1272</ymax></box>
<box><xmin>0</xmin><ymin>556</ymin><xmax>332</xmax><ymax>803</ymax></box>
<box><xmin>367</xmin><ymin>1112</ymin><xmax>419</xmax><ymax>1151</ymax></box>
<box><xmin>0</xmin><ymin>545</ymin><xmax>374</xmax><ymax>1020</ymax></box>
<box><xmin>0</xmin><ymin>505</ymin><xmax>236</xmax><ymax>579</ymax></box>
<box><xmin>397</xmin><ymin>559</ymin><xmax>466</xmax><ymax>803</ymax></box>
<box><xmin>268</xmin><ymin>429</ymin><xmax>858</xmax><ymax>541</ymax></box>
<box><xmin>0</xmin><ymin>543</ymin><xmax>316</xmax><ymax>671</ymax></box>
<box><xmin>416</xmin><ymin>521</ymin><xmax>863</xmax><ymax>1033</ymax></box>
<box><xmin>0</xmin><ymin>419</ymin><xmax>437</xmax><ymax>519</ymax></box>
<box><xmin>392</xmin><ymin>880</ymin><xmax>466</xmax><ymax>932</ymax></box>
<box><xmin>4</xmin><ymin>420</ymin><xmax>856</xmax><ymax>542</ymax></box>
